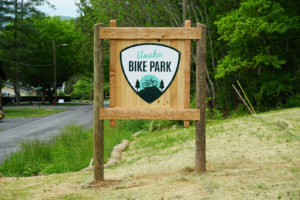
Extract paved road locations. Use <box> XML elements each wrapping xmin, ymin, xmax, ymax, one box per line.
<box><xmin>0</xmin><ymin>102</ymin><xmax>109</xmax><ymax>163</ymax></box>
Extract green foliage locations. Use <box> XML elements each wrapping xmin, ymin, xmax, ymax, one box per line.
<box><xmin>58</xmin><ymin>91</ymin><xmax>66</xmax><ymax>96</ymax></box>
<box><xmin>143</xmin><ymin>120</ymin><xmax>183</xmax><ymax>132</ymax></box>
<box><xmin>73</xmin><ymin>77</ymin><xmax>93</xmax><ymax>95</ymax></box>
<box><xmin>254</xmin><ymin>73</ymin><xmax>294</xmax><ymax>109</ymax></box>
<box><xmin>21</xmin><ymin>16</ymin><xmax>83</xmax><ymax>102</ymax></box>
<box><xmin>215</xmin><ymin>0</ymin><xmax>298</xmax><ymax>78</ymax></box>
<box><xmin>70</xmin><ymin>90</ymin><xmax>86</xmax><ymax>100</ymax></box>
<box><xmin>285</xmin><ymin>94</ymin><xmax>300</xmax><ymax>108</ymax></box>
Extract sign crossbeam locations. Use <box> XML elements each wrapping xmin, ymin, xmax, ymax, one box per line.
<box><xmin>99</xmin><ymin>108</ymin><xmax>200</xmax><ymax>120</ymax></box>
<box><xmin>99</xmin><ymin>27</ymin><xmax>202</xmax><ymax>39</ymax></box>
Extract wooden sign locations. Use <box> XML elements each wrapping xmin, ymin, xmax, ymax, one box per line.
<box><xmin>100</xmin><ymin>20</ymin><xmax>200</xmax><ymax>129</ymax></box>
<box><xmin>93</xmin><ymin>20</ymin><xmax>207</xmax><ymax>182</ymax></box>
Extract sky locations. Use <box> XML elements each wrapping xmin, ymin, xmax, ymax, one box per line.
<box><xmin>39</xmin><ymin>0</ymin><xmax>79</xmax><ymax>18</ymax></box>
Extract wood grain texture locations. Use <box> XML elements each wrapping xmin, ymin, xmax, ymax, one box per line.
<box><xmin>94</xmin><ymin>23</ymin><xmax>104</xmax><ymax>181</ymax></box>
<box><xmin>100</xmin><ymin>27</ymin><xmax>201</xmax><ymax>39</ymax></box>
<box><xmin>99</xmin><ymin>108</ymin><xmax>200</xmax><ymax>120</ymax></box>
<box><xmin>109</xmin><ymin>20</ymin><xmax>116</xmax><ymax>127</ymax></box>
<box><xmin>169</xmin><ymin>40</ymin><xmax>179</xmax><ymax>108</ymax></box>
<box><xmin>195</xmin><ymin>23</ymin><xmax>207</xmax><ymax>173</ymax></box>
<box><xmin>184</xmin><ymin>20</ymin><xmax>191</xmax><ymax>128</ymax></box>
<box><xmin>114</xmin><ymin>39</ymin><xmax>186</xmax><ymax>109</ymax></box>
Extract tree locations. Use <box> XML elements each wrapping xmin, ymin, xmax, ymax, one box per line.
<box><xmin>74</xmin><ymin>0</ymin><xmax>300</xmax><ymax>112</ymax></box>
<box><xmin>135</xmin><ymin>79</ymin><xmax>140</xmax><ymax>92</ymax></box>
<box><xmin>20</xmin><ymin>16</ymin><xmax>84</xmax><ymax>104</ymax></box>
<box><xmin>0</xmin><ymin>0</ymin><xmax>54</xmax><ymax>105</ymax></box>
<box><xmin>159</xmin><ymin>80</ymin><xmax>164</xmax><ymax>92</ymax></box>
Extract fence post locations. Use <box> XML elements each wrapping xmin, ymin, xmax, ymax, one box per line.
<box><xmin>195</xmin><ymin>23</ymin><xmax>207</xmax><ymax>173</ymax></box>
<box><xmin>94</xmin><ymin>23</ymin><xmax>104</xmax><ymax>181</ymax></box>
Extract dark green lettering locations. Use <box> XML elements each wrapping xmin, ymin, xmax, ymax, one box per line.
<box><xmin>166</xmin><ymin>62</ymin><xmax>171</xmax><ymax>72</ymax></box>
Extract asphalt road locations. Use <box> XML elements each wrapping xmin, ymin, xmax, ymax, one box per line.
<box><xmin>0</xmin><ymin>102</ymin><xmax>109</xmax><ymax>163</ymax></box>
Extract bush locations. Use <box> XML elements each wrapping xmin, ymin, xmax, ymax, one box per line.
<box><xmin>70</xmin><ymin>91</ymin><xmax>86</xmax><ymax>100</ymax></box>
<box><xmin>20</xmin><ymin>96</ymin><xmax>71</xmax><ymax>102</ymax></box>
<box><xmin>58</xmin><ymin>91</ymin><xmax>66</xmax><ymax>96</ymax></box>
<box><xmin>285</xmin><ymin>94</ymin><xmax>300</xmax><ymax>108</ymax></box>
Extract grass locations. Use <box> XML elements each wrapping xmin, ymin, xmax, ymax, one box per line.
<box><xmin>4</xmin><ymin>103</ymin><xmax>88</xmax><ymax>106</ymax></box>
<box><xmin>3</xmin><ymin>108</ymin><xmax>66</xmax><ymax>118</ymax></box>
<box><xmin>0</xmin><ymin>120</ymin><xmax>144</xmax><ymax>177</ymax></box>
<box><xmin>1</xmin><ymin>107</ymin><xmax>300</xmax><ymax>199</ymax></box>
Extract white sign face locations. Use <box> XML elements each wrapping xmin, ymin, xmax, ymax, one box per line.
<box><xmin>58</xmin><ymin>99</ymin><xmax>64</xmax><ymax>103</ymax></box>
<box><xmin>120</xmin><ymin>43</ymin><xmax>180</xmax><ymax>104</ymax></box>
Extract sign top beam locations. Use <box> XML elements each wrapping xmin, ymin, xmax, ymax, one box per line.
<box><xmin>99</xmin><ymin>27</ymin><xmax>201</xmax><ymax>40</ymax></box>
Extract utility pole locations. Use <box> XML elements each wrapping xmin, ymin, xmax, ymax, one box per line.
<box><xmin>52</xmin><ymin>42</ymin><xmax>67</xmax><ymax>105</ymax></box>
<box><xmin>53</xmin><ymin>40</ymin><xmax>57</xmax><ymax>105</ymax></box>
<box><xmin>183</xmin><ymin>0</ymin><xmax>186</xmax><ymax>26</ymax></box>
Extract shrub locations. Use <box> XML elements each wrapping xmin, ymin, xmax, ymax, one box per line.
<box><xmin>58</xmin><ymin>91</ymin><xmax>66</xmax><ymax>96</ymax></box>
<box><xmin>20</xmin><ymin>96</ymin><xmax>71</xmax><ymax>102</ymax></box>
<box><xmin>70</xmin><ymin>91</ymin><xmax>86</xmax><ymax>100</ymax></box>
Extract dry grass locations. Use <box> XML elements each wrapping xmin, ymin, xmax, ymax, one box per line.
<box><xmin>1</xmin><ymin>108</ymin><xmax>300</xmax><ymax>199</ymax></box>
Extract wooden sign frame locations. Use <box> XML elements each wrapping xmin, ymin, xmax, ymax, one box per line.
<box><xmin>94</xmin><ymin>20</ymin><xmax>207</xmax><ymax>181</ymax></box>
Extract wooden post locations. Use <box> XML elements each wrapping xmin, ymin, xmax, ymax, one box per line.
<box><xmin>94</xmin><ymin>23</ymin><xmax>104</xmax><ymax>181</ymax></box>
<box><xmin>184</xmin><ymin>20</ymin><xmax>191</xmax><ymax>128</ymax></box>
<box><xmin>109</xmin><ymin>20</ymin><xmax>116</xmax><ymax>127</ymax></box>
<box><xmin>195</xmin><ymin>23</ymin><xmax>207</xmax><ymax>173</ymax></box>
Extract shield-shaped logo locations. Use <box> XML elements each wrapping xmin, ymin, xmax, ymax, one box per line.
<box><xmin>120</xmin><ymin>43</ymin><xmax>181</xmax><ymax>104</ymax></box>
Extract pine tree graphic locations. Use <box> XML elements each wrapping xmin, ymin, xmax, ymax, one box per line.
<box><xmin>135</xmin><ymin>79</ymin><xmax>140</xmax><ymax>92</ymax></box>
<box><xmin>160</xmin><ymin>80</ymin><xmax>165</xmax><ymax>92</ymax></box>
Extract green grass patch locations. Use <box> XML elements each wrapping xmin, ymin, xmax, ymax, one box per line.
<box><xmin>5</xmin><ymin>103</ymin><xmax>87</xmax><ymax>106</ymax></box>
<box><xmin>0</xmin><ymin>120</ymin><xmax>144</xmax><ymax>177</ymax></box>
<box><xmin>3</xmin><ymin>108</ymin><xmax>66</xmax><ymax>118</ymax></box>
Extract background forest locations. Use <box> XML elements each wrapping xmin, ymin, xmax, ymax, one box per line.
<box><xmin>1</xmin><ymin>0</ymin><xmax>300</xmax><ymax>116</ymax></box>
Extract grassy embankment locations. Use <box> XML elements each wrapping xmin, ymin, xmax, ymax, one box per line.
<box><xmin>1</xmin><ymin>108</ymin><xmax>300</xmax><ymax>199</ymax></box>
<box><xmin>3</xmin><ymin>108</ymin><xmax>66</xmax><ymax>118</ymax></box>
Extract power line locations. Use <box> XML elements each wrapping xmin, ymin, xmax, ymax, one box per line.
<box><xmin>1</xmin><ymin>49</ymin><xmax>53</xmax><ymax>63</ymax></box>
<box><xmin>0</xmin><ymin>57</ymin><xmax>54</xmax><ymax>66</ymax></box>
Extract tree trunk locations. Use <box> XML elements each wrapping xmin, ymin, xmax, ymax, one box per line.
<box><xmin>13</xmin><ymin>74</ymin><xmax>21</xmax><ymax>106</ymax></box>
<box><xmin>0</xmin><ymin>79</ymin><xmax>2</xmax><ymax>111</ymax></box>
<box><xmin>41</xmin><ymin>86</ymin><xmax>46</xmax><ymax>105</ymax></box>
<box><xmin>47</xmin><ymin>87</ymin><xmax>54</xmax><ymax>104</ymax></box>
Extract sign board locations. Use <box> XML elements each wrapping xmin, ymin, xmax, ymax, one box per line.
<box><xmin>112</xmin><ymin>40</ymin><xmax>189</xmax><ymax>110</ymax></box>
<box><xmin>120</xmin><ymin>44</ymin><xmax>180</xmax><ymax>104</ymax></box>
<box><xmin>58</xmin><ymin>99</ymin><xmax>64</xmax><ymax>103</ymax></box>
<box><xmin>93</xmin><ymin>20</ymin><xmax>207</xmax><ymax>181</ymax></box>
<box><xmin>36</xmin><ymin>87</ymin><xmax>42</xmax><ymax>89</ymax></box>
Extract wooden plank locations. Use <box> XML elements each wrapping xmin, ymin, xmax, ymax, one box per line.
<box><xmin>170</xmin><ymin>40</ymin><xmax>179</xmax><ymax>108</ymax></box>
<box><xmin>99</xmin><ymin>108</ymin><xmax>200</xmax><ymax>120</ymax></box>
<box><xmin>184</xmin><ymin>20</ymin><xmax>191</xmax><ymax>128</ymax></box>
<box><xmin>195</xmin><ymin>23</ymin><xmax>207</xmax><ymax>173</ymax></box>
<box><xmin>177</xmin><ymin>40</ymin><xmax>185</xmax><ymax>109</ymax></box>
<box><xmin>115</xmin><ymin>40</ymin><xmax>122</xmax><ymax>108</ymax></box>
<box><xmin>94</xmin><ymin>23</ymin><xmax>104</xmax><ymax>181</ymax></box>
<box><xmin>158</xmin><ymin>39</ymin><xmax>171</xmax><ymax>109</ymax></box>
<box><xmin>109</xmin><ymin>20</ymin><xmax>116</xmax><ymax>127</ymax></box>
<box><xmin>99</xmin><ymin>27</ymin><xmax>201</xmax><ymax>39</ymax></box>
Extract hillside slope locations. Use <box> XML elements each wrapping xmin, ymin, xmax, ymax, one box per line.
<box><xmin>1</xmin><ymin>108</ymin><xmax>300</xmax><ymax>199</ymax></box>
